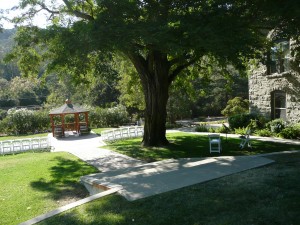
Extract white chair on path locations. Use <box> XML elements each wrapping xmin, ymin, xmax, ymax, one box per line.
<box><xmin>208</xmin><ymin>134</ymin><xmax>222</xmax><ymax>153</ymax></box>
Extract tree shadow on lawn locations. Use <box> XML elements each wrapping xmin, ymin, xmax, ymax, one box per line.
<box><xmin>30</xmin><ymin>156</ymin><xmax>98</xmax><ymax>202</ymax></box>
<box><xmin>110</xmin><ymin>134</ymin><xmax>300</xmax><ymax>162</ymax></box>
<box><xmin>39</xmin><ymin>152</ymin><xmax>300</xmax><ymax>225</ymax></box>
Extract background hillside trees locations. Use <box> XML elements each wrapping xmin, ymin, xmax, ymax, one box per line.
<box><xmin>7</xmin><ymin>0</ymin><xmax>271</xmax><ymax>146</ymax></box>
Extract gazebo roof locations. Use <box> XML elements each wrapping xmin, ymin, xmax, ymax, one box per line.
<box><xmin>49</xmin><ymin>100</ymin><xmax>89</xmax><ymax>115</ymax></box>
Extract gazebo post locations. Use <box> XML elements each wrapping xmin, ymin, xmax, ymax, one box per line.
<box><xmin>75</xmin><ymin>113</ymin><xmax>80</xmax><ymax>133</ymax></box>
<box><xmin>61</xmin><ymin>114</ymin><xmax>65</xmax><ymax>137</ymax></box>
<box><xmin>50</xmin><ymin>115</ymin><xmax>54</xmax><ymax>137</ymax></box>
<box><xmin>85</xmin><ymin>112</ymin><xmax>89</xmax><ymax>128</ymax></box>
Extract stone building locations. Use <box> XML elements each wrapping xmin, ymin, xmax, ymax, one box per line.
<box><xmin>249</xmin><ymin>39</ymin><xmax>300</xmax><ymax>123</ymax></box>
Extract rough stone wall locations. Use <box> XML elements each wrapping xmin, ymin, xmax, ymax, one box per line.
<box><xmin>249</xmin><ymin>63</ymin><xmax>300</xmax><ymax>123</ymax></box>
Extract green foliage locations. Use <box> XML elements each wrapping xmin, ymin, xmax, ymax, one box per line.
<box><xmin>228</xmin><ymin>113</ymin><xmax>258</xmax><ymax>130</ymax></box>
<box><xmin>234</xmin><ymin>127</ymin><xmax>249</xmax><ymax>135</ymax></box>
<box><xmin>279</xmin><ymin>124</ymin><xmax>300</xmax><ymax>139</ymax></box>
<box><xmin>6</xmin><ymin>108</ymin><xmax>35</xmax><ymax>134</ymax></box>
<box><xmin>215</xmin><ymin>125</ymin><xmax>230</xmax><ymax>134</ymax></box>
<box><xmin>266</xmin><ymin>119</ymin><xmax>285</xmax><ymax>134</ymax></box>
<box><xmin>186</xmin><ymin>59</ymin><xmax>249</xmax><ymax>117</ymax></box>
<box><xmin>221</xmin><ymin>97</ymin><xmax>249</xmax><ymax>117</ymax></box>
<box><xmin>89</xmin><ymin>105</ymin><xmax>129</xmax><ymax>128</ymax></box>
<box><xmin>2</xmin><ymin>108</ymin><xmax>50</xmax><ymax>135</ymax></box>
<box><xmin>254</xmin><ymin>129</ymin><xmax>274</xmax><ymax>137</ymax></box>
<box><xmin>195</xmin><ymin>124</ymin><xmax>209</xmax><ymax>132</ymax></box>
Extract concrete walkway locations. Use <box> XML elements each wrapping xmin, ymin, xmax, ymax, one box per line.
<box><xmin>49</xmin><ymin>132</ymin><xmax>143</xmax><ymax>172</ymax></box>
<box><xmin>47</xmin><ymin>131</ymin><xmax>296</xmax><ymax>201</ymax></box>
<box><xmin>81</xmin><ymin>156</ymin><xmax>274</xmax><ymax>201</ymax></box>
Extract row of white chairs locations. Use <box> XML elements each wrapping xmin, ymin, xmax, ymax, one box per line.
<box><xmin>101</xmin><ymin>126</ymin><xmax>144</xmax><ymax>141</ymax></box>
<box><xmin>0</xmin><ymin>137</ymin><xmax>50</xmax><ymax>155</ymax></box>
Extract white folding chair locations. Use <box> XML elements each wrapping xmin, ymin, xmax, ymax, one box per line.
<box><xmin>129</xmin><ymin>127</ymin><xmax>137</xmax><ymax>137</ymax></box>
<box><xmin>239</xmin><ymin>129</ymin><xmax>252</xmax><ymax>149</ymax></box>
<box><xmin>121</xmin><ymin>127</ymin><xmax>129</xmax><ymax>139</ymax></box>
<box><xmin>2</xmin><ymin>141</ymin><xmax>12</xmax><ymax>154</ymax></box>
<box><xmin>137</xmin><ymin>126</ymin><xmax>144</xmax><ymax>136</ymax></box>
<box><xmin>40</xmin><ymin>137</ymin><xmax>49</xmax><ymax>149</ymax></box>
<box><xmin>12</xmin><ymin>140</ymin><xmax>22</xmax><ymax>152</ymax></box>
<box><xmin>22</xmin><ymin>139</ymin><xmax>31</xmax><ymax>151</ymax></box>
<box><xmin>208</xmin><ymin>134</ymin><xmax>222</xmax><ymax>153</ymax></box>
<box><xmin>31</xmin><ymin>138</ymin><xmax>40</xmax><ymax>149</ymax></box>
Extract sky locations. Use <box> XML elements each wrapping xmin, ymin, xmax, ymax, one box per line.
<box><xmin>0</xmin><ymin>0</ymin><xmax>20</xmax><ymax>28</ymax></box>
<box><xmin>0</xmin><ymin>0</ymin><xmax>48</xmax><ymax>29</ymax></box>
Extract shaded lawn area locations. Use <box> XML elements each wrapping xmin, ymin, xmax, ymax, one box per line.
<box><xmin>105</xmin><ymin>132</ymin><xmax>300</xmax><ymax>162</ymax></box>
<box><xmin>38</xmin><ymin>152</ymin><xmax>300</xmax><ymax>225</ymax></box>
<box><xmin>0</xmin><ymin>152</ymin><xmax>98</xmax><ymax>225</ymax></box>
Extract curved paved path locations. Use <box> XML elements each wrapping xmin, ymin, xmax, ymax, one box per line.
<box><xmin>48</xmin><ymin>132</ymin><xmax>143</xmax><ymax>172</ymax></box>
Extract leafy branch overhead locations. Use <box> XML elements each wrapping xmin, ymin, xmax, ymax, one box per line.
<box><xmin>6</xmin><ymin>0</ymin><xmax>300</xmax><ymax>146</ymax></box>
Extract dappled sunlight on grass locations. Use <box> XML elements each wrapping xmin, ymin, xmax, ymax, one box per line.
<box><xmin>39</xmin><ymin>152</ymin><xmax>300</xmax><ymax>225</ymax></box>
<box><xmin>106</xmin><ymin>132</ymin><xmax>300</xmax><ymax>162</ymax></box>
<box><xmin>0</xmin><ymin>152</ymin><xmax>97</xmax><ymax>225</ymax></box>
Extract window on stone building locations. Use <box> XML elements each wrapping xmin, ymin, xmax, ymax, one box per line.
<box><xmin>267</xmin><ymin>40</ymin><xmax>290</xmax><ymax>74</ymax></box>
<box><xmin>271</xmin><ymin>90</ymin><xmax>286</xmax><ymax>120</ymax></box>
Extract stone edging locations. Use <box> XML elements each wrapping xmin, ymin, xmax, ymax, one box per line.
<box><xmin>19</xmin><ymin>187</ymin><xmax>121</xmax><ymax>225</ymax></box>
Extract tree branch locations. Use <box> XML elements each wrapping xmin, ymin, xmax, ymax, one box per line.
<box><xmin>168</xmin><ymin>58</ymin><xmax>198</xmax><ymax>84</ymax></box>
<box><xmin>62</xmin><ymin>0</ymin><xmax>94</xmax><ymax>21</ymax></box>
<box><xmin>37</xmin><ymin>3</ymin><xmax>60</xmax><ymax>15</ymax></box>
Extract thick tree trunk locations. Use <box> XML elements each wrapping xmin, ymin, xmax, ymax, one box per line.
<box><xmin>143</xmin><ymin>75</ymin><xmax>170</xmax><ymax>146</ymax></box>
<box><xmin>128</xmin><ymin>50</ymin><xmax>171</xmax><ymax>146</ymax></box>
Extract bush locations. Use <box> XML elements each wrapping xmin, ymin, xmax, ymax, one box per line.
<box><xmin>266</xmin><ymin>119</ymin><xmax>285</xmax><ymax>133</ymax></box>
<box><xmin>221</xmin><ymin>97</ymin><xmax>249</xmax><ymax>117</ymax></box>
<box><xmin>234</xmin><ymin>127</ymin><xmax>248</xmax><ymax>135</ymax></box>
<box><xmin>215</xmin><ymin>124</ymin><xmax>230</xmax><ymax>133</ymax></box>
<box><xmin>2</xmin><ymin>108</ymin><xmax>51</xmax><ymax>135</ymax></box>
<box><xmin>195</xmin><ymin>124</ymin><xmax>209</xmax><ymax>132</ymax></box>
<box><xmin>89</xmin><ymin>105</ymin><xmax>129</xmax><ymax>128</ymax></box>
<box><xmin>0</xmin><ymin>117</ymin><xmax>11</xmax><ymax>135</ymax></box>
<box><xmin>255</xmin><ymin>129</ymin><xmax>274</xmax><ymax>137</ymax></box>
<box><xmin>6</xmin><ymin>108</ymin><xmax>35</xmax><ymax>134</ymax></box>
<box><xmin>228</xmin><ymin>113</ymin><xmax>258</xmax><ymax>130</ymax></box>
<box><xmin>279</xmin><ymin>125</ymin><xmax>300</xmax><ymax>139</ymax></box>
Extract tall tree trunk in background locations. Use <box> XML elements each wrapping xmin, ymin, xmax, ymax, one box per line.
<box><xmin>128</xmin><ymin>51</ymin><xmax>170</xmax><ymax>146</ymax></box>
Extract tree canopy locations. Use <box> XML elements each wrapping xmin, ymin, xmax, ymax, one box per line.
<box><xmin>7</xmin><ymin>0</ymin><xmax>300</xmax><ymax>146</ymax></box>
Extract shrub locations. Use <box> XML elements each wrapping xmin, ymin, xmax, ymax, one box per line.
<box><xmin>221</xmin><ymin>97</ymin><xmax>249</xmax><ymax>117</ymax></box>
<box><xmin>32</xmin><ymin>110</ymin><xmax>51</xmax><ymax>132</ymax></box>
<box><xmin>279</xmin><ymin>125</ymin><xmax>300</xmax><ymax>139</ymax></box>
<box><xmin>255</xmin><ymin>129</ymin><xmax>274</xmax><ymax>137</ymax></box>
<box><xmin>228</xmin><ymin>113</ymin><xmax>258</xmax><ymax>130</ymax></box>
<box><xmin>89</xmin><ymin>105</ymin><xmax>129</xmax><ymax>128</ymax></box>
<box><xmin>6</xmin><ymin>108</ymin><xmax>35</xmax><ymax>134</ymax></box>
<box><xmin>0</xmin><ymin>117</ymin><xmax>11</xmax><ymax>135</ymax></box>
<box><xmin>266</xmin><ymin>119</ymin><xmax>285</xmax><ymax>133</ymax></box>
<box><xmin>0</xmin><ymin>109</ymin><xmax>7</xmax><ymax>120</ymax></box>
<box><xmin>215</xmin><ymin>124</ymin><xmax>230</xmax><ymax>133</ymax></box>
<box><xmin>195</xmin><ymin>124</ymin><xmax>209</xmax><ymax>132</ymax></box>
<box><xmin>234</xmin><ymin>127</ymin><xmax>248</xmax><ymax>135</ymax></box>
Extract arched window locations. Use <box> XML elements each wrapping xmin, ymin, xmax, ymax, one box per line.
<box><xmin>271</xmin><ymin>90</ymin><xmax>286</xmax><ymax>120</ymax></box>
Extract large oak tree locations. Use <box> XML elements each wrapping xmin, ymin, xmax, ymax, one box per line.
<box><xmin>8</xmin><ymin>0</ymin><xmax>293</xmax><ymax>146</ymax></box>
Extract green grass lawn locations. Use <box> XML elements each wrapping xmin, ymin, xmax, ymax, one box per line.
<box><xmin>0</xmin><ymin>152</ymin><xmax>98</xmax><ymax>225</ymax></box>
<box><xmin>37</xmin><ymin>152</ymin><xmax>300</xmax><ymax>225</ymax></box>
<box><xmin>92</xmin><ymin>128</ymin><xmax>113</xmax><ymax>135</ymax></box>
<box><xmin>0</xmin><ymin>132</ymin><xmax>49</xmax><ymax>141</ymax></box>
<box><xmin>105</xmin><ymin>132</ymin><xmax>300</xmax><ymax>162</ymax></box>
